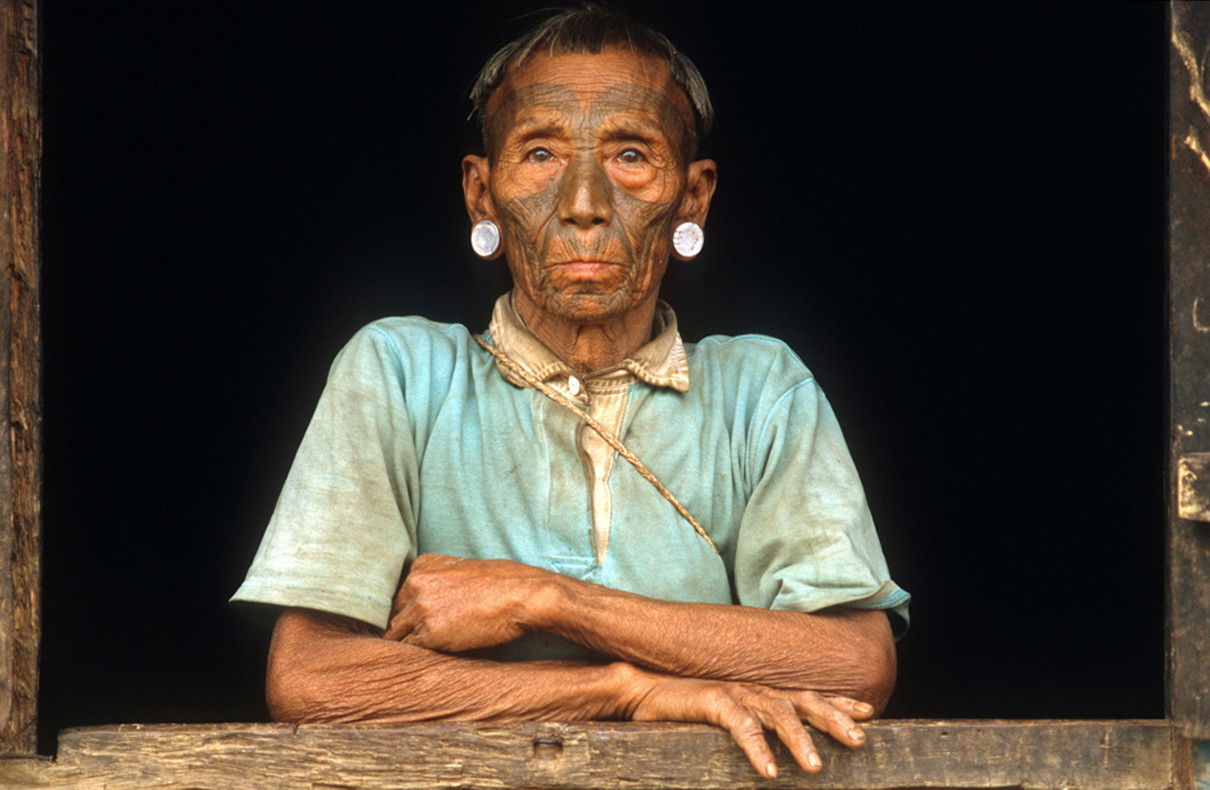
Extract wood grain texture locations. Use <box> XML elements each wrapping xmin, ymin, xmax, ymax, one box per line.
<box><xmin>1169</xmin><ymin>0</ymin><xmax>1210</xmax><ymax>742</ymax></box>
<box><xmin>0</xmin><ymin>720</ymin><xmax>1175</xmax><ymax>789</ymax></box>
<box><xmin>0</xmin><ymin>0</ymin><xmax>41</xmax><ymax>757</ymax></box>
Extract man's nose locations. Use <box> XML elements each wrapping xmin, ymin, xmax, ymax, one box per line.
<box><xmin>556</xmin><ymin>156</ymin><xmax>612</xmax><ymax>228</ymax></box>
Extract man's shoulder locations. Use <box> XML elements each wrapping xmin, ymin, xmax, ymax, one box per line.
<box><xmin>686</xmin><ymin>333</ymin><xmax>816</xmax><ymax>388</ymax></box>
<box><xmin>339</xmin><ymin>316</ymin><xmax>476</xmax><ymax>360</ymax></box>
<box><xmin>327</xmin><ymin>316</ymin><xmax>480</xmax><ymax>385</ymax></box>
<box><xmin>690</xmin><ymin>332</ymin><xmax>804</xmax><ymax>357</ymax></box>
<box><xmin>356</xmin><ymin>315</ymin><xmax>474</xmax><ymax>346</ymax></box>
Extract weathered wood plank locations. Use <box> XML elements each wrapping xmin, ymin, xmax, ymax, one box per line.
<box><xmin>0</xmin><ymin>720</ymin><xmax>1175</xmax><ymax>790</ymax></box>
<box><xmin>0</xmin><ymin>0</ymin><xmax>41</xmax><ymax>757</ymax></box>
<box><xmin>1170</xmin><ymin>0</ymin><xmax>1210</xmax><ymax>742</ymax></box>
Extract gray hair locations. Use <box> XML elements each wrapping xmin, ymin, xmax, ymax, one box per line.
<box><xmin>469</xmin><ymin>5</ymin><xmax>714</xmax><ymax>155</ymax></box>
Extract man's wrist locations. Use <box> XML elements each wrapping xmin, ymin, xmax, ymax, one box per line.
<box><xmin>519</xmin><ymin>566</ymin><xmax>572</xmax><ymax>634</ymax></box>
<box><xmin>604</xmin><ymin>660</ymin><xmax>656</xmax><ymax>719</ymax></box>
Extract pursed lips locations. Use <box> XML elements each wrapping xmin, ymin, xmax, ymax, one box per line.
<box><xmin>539</xmin><ymin>236</ymin><xmax>631</xmax><ymax>277</ymax></box>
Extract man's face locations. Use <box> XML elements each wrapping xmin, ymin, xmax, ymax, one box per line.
<box><xmin>481</xmin><ymin>49</ymin><xmax>697</xmax><ymax>324</ymax></box>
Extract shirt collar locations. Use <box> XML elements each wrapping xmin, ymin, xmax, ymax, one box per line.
<box><xmin>485</xmin><ymin>292</ymin><xmax>690</xmax><ymax>393</ymax></box>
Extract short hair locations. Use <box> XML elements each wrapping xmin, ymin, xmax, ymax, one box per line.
<box><xmin>469</xmin><ymin>5</ymin><xmax>714</xmax><ymax>155</ymax></box>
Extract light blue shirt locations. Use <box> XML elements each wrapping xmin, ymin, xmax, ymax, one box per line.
<box><xmin>232</xmin><ymin>304</ymin><xmax>909</xmax><ymax>658</ymax></box>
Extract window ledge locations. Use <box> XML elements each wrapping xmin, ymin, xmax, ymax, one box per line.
<box><xmin>0</xmin><ymin>719</ymin><xmax>1176</xmax><ymax>789</ymax></box>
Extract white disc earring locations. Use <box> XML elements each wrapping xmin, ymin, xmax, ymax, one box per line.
<box><xmin>672</xmin><ymin>221</ymin><xmax>704</xmax><ymax>260</ymax></box>
<box><xmin>471</xmin><ymin>219</ymin><xmax>501</xmax><ymax>259</ymax></box>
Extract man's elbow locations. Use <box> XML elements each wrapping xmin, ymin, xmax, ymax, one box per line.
<box><xmin>265</xmin><ymin>608</ymin><xmax>362</xmax><ymax>724</ymax></box>
<box><xmin>266</xmin><ymin>657</ymin><xmax>311</xmax><ymax>723</ymax></box>
<box><xmin>849</xmin><ymin>611</ymin><xmax>897</xmax><ymax>715</ymax></box>
<box><xmin>266</xmin><ymin>635</ymin><xmax>328</xmax><ymax>723</ymax></box>
<box><xmin>856</xmin><ymin>633</ymin><xmax>897</xmax><ymax>716</ymax></box>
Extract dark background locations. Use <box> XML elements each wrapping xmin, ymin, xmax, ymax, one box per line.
<box><xmin>37</xmin><ymin>1</ymin><xmax>1168</xmax><ymax>753</ymax></box>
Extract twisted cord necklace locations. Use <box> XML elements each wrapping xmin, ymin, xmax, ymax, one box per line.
<box><xmin>473</xmin><ymin>334</ymin><xmax>719</xmax><ymax>555</ymax></box>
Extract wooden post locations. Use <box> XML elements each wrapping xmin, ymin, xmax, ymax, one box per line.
<box><xmin>1170</xmin><ymin>0</ymin><xmax>1210</xmax><ymax>750</ymax></box>
<box><xmin>0</xmin><ymin>0</ymin><xmax>41</xmax><ymax>756</ymax></box>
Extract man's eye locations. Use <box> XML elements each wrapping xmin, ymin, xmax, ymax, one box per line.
<box><xmin>527</xmin><ymin>148</ymin><xmax>554</xmax><ymax>163</ymax></box>
<box><xmin>618</xmin><ymin>149</ymin><xmax>646</xmax><ymax>165</ymax></box>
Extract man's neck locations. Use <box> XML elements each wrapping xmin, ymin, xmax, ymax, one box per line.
<box><xmin>514</xmin><ymin>292</ymin><xmax>658</xmax><ymax>376</ymax></box>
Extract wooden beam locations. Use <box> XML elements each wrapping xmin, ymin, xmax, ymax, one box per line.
<box><xmin>0</xmin><ymin>721</ymin><xmax>1176</xmax><ymax>789</ymax></box>
<box><xmin>0</xmin><ymin>0</ymin><xmax>41</xmax><ymax>757</ymax></box>
<box><xmin>1169</xmin><ymin>0</ymin><xmax>1210</xmax><ymax>742</ymax></box>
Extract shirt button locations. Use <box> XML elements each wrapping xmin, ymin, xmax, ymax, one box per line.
<box><xmin>568</xmin><ymin>376</ymin><xmax>582</xmax><ymax>396</ymax></box>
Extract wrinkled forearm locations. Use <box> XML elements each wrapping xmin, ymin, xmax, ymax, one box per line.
<box><xmin>267</xmin><ymin>608</ymin><xmax>641</xmax><ymax>724</ymax></box>
<box><xmin>534</xmin><ymin>580</ymin><xmax>897</xmax><ymax>712</ymax></box>
<box><xmin>388</xmin><ymin>554</ymin><xmax>897</xmax><ymax>714</ymax></box>
<box><xmin>269</xmin><ymin>605</ymin><xmax>882</xmax><ymax>780</ymax></box>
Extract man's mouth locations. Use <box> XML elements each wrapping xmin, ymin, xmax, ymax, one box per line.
<box><xmin>549</xmin><ymin>260</ymin><xmax>624</xmax><ymax>277</ymax></box>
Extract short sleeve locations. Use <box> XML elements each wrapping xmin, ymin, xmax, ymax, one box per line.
<box><xmin>733</xmin><ymin>376</ymin><xmax>910</xmax><ymax>634</ymax></box>
<box><xmin>230</xmin><ymin>324</ymin><xmax>419</xmax><ymax>629</ymax></box>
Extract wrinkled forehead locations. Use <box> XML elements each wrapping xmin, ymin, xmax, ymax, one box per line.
<box><xmin>484</xmin><ymin>49</ymin><xmax>695</xmax><ymax>157</ymax></box>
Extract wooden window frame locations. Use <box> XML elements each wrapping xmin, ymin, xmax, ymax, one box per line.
<box><xmin>0</xmin><ymin>1</ymin><xmax>1205</xmax><ymax>786</ymax></box>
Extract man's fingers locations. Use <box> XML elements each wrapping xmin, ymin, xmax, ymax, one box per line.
<box><xmin>383</xmin><ymin>605</ymin><xmax>417</xmax><ymax>641</ymax></box>
<box><xmin>387</xmin><ymin>580</ymin><xmax>416</xmax><ymax>625</ymax></box>
<box><xmin>820</xmin><ymin>693</ymin><xmax>876</xmax><ymax>721</ymax></box>
<box><xmin>754</xmin><ymin>696</ymin><xmax>822</xmax><ymax>774</ymax></box>
<box><xmin>714</xmin><ymin>700</ymin><xmax>779</xmax><ymax>779</ymax></box>
<box><xmin>714</xmin><ymin>690</ymin><xmax>826</xmax><ymax>778</ymax></box>
<box><xmin>398</xmin><ymin>630</ymin><xmax>430</xmax><ymax>647</ymax></box>
<box><xmin>724</xmin><ymin>690</ymin><xmax>869</xmax><ymax>778</ymax></box>
<box><xmin>632</xmin><ymin>680</ymin><xmax>873</xmax><ymax>778</ymax></box>
<box><xmin>792</xmin><ymin>691</ymin><xmax>865</xmax><ymax>748</ymax></box>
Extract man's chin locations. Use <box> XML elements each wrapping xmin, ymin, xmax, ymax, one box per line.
<box><xmin>540</xmin><ymin>290</ymin><xmax>633</xmax><ymax>323</ymax></box>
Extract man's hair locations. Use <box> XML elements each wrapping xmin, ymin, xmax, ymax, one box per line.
<box><xmin>469</xmin><ymin>5</ymin><xmax>714</xmax><ymax>155</ymax></box>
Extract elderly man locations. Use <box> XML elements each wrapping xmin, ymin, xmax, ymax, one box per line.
<box><xmin>233</xmin><ymin>7</ymin><xmax>908</xmax><ymax>779</ymax></box>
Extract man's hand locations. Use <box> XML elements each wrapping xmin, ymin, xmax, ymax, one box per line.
<box><xmin>384</xmin><ymin>554</ymin><xmax>555</xmax><ymax>650</ymax></box>
<box><xmin>386</xmin><ymin>554</ymin><xmax>896</xmax><ymax>715</ymax></box>
<box><xmin>376</xmin><ymin>552</ymin><xmax>894</xmax><ymax>778</ymax></box>
<box><xmin>272</xmin><ymin>608</ymin><xmax>870</xmax><ymax>779</ymax></box>
<box><xmin>620</xmin><ymin>664</ymin><xmax>874</xmax><ymax>779</ymax></box>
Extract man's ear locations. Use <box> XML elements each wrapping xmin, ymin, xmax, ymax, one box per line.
<box><xmin>679</xmin><ymin>159</ymin><xmax>717</xmax><ymax>226</ymax></box>
<box><xmin>462</xmin><ymin>155</ymin><xmax>494</xmax><ymax>222</ymax></box>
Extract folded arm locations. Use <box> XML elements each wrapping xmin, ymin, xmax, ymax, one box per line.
<box><xmin>268</xmin><ymin>606</ymin><xmax>876</xmax><ymax>778</ymax></box>
<box><xmin>267</xmin><ymin>608</ymin><xmax>629</xmax><ymax>723</ymax></box>
<box><xmin>386</xmin><ymin>554</ymin><xmax>897</xmax><ymax>711</ymax></box>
